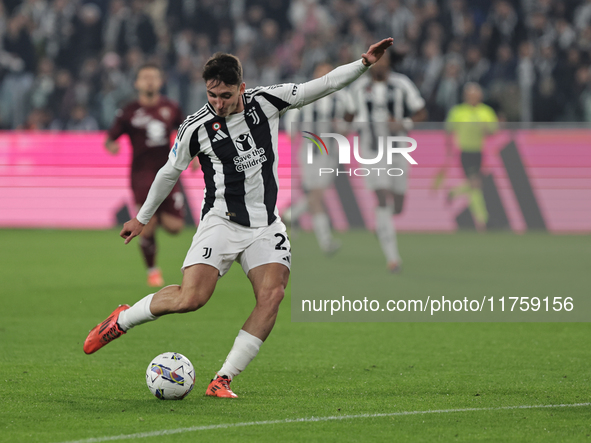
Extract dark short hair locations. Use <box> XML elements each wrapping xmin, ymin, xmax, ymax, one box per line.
<box><xmin>202</xmin><ymin>53</ymin><xmax>243</xmax><ymax>87</ymax></box>
<box><xmin>135</xmin><ymin>63</ymin><xmax>162</xmax><ymax>80</ymax></box>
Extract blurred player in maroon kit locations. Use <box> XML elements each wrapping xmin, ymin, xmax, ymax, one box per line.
<box><xmin>105</xmin><ymin>63</ymin><xmax>186</xmax><ymax>287</ymax></box>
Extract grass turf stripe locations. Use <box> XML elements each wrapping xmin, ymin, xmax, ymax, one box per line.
<box><xmin>57</xmin><ymin>402</ymin><xmax>591</xmax><ymax>443</ymax></box>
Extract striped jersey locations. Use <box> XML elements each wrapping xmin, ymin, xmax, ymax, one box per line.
<box><xmin>284</xmin><ymin>90</ymin><xmax>355</xmax><ymax>159</ymax></box>
<box><xmin>169</xmin><ymin>83</ymin><xmax>305</xmax><ymax>228</ymax></box>
<box><xmin>350</xmin><ymin>72</ymin><xmax>425</xmax><ymax>123</ymax></box>
<box><xmin>349</xmin><ymin>72</ymin><xmax>425</xmax><ymax>148</ymax></box>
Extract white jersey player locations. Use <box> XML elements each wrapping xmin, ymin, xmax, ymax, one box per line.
<box><xmin>349</xmin><ymin>51</ymin><xmax>427</xmax><ymax>272</ymax></box>
<box><xmin>283</xmin><ymin>62</ymin><xmax>355</xmax><ymax>255</ymax></box>
<box><xmin>84</xmin><ymin>38</ymin><xmax>395</xmax><ymax>398</ymax></box>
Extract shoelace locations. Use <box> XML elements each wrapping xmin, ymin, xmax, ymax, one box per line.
<box><xmin>101</xmin><ymin>325</ymin><xmax>122</xmax><ymax>343</ymax></box>
<box><xmin>215</xmin><ymin>374</ymin><xmax>231</xmax><ymax>389</ymax></box>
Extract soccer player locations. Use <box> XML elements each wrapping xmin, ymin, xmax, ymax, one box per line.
<box><xmin>283</xmin><ymin>62</ymin><xmax>355</xmax><ymax>255</ymax></box>
<box><xmin>445</xmin><ymin>83</ymin><xmax>498</xmax><ymax>230</ymax></box>
<box><xmin>348</xmin><ymin>52</ymin><xmax>427</xmax><ymax>273</ymax></box>
<box><xmin>84</xmin><ymin>38</ymin><xmax>394</xmax><ymax>398</ymax></box>
<box><xmin>105</xmin><ymin>63</ymin><xmax>186</xmax><ymax>287</ymax></box>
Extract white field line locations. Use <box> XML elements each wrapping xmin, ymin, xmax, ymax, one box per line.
<box><xmin>58</xmin><ymin>402</ymin><xmax>591</xmax><ymax>443</ymax></box>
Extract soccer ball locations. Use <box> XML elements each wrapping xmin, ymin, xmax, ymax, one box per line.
<box><xmin>146</xmin><ymin>352</ymin><xmax>195</xmax><ymax>400</ymax></box>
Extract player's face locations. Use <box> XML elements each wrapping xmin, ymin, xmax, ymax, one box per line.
<box><xmin>313</xmin><ymin>63</ymin><xmax>332</xmax><ymax>79</ymax></box>
<box><xmin>464</xmin><ymin>86</ymin><xmax>482</xmax><ymax>106</ymax></box>
<box><xmin>206</xmin><ymin>81</ymin><xmax>246</xmax><ymax>117</ymax></box>
<box><xmin>370</xmin><ymin>55</ymin><xmax>390</xmax><ymax>82</ymax></box>
<box><xmin>135</xmin><ymin>68</ymin><xmax>163</xmax><ymax>97</ymax></box>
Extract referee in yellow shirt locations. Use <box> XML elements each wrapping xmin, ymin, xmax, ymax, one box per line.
<box><xmin>445</xmin><ymin>83</ymin><xmax>498</xmax><ymax>229</ymax></box>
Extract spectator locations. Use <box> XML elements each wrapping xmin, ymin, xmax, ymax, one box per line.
<box><xmin>50</xmin><ymin>103</ymin><xmax>99</xmax><ymax>130</ymax></box>
<box><xmin>517</xmin><ymin>40</ymin><xmax>536</xmax><ymax>122</ymax></box>
<box><xmin>435</xmin><ymin>59</ymin><xmax>463</xmax><ymax>117</ymax></box>
<box><xmin>464</xmin><ymin>45</ymin><xmax>491</xmax><ymax>84</ymax></box>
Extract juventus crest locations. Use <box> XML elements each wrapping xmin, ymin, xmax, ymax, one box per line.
<box><xmin>246</xmin><ymin>108</ymin><xmax>260</xmax><ymax>125</ymax></box>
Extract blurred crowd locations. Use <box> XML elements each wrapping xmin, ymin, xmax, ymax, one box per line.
<box><xmin>2</xmin><ymin>0</ymin><xmax>591</xmax><ymax>130</ymax></box>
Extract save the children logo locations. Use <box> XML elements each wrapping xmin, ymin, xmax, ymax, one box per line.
<box><xmin>233</xmin><ymin>133</ymin><xmax>267</xmax><ymax>172</ymax></box>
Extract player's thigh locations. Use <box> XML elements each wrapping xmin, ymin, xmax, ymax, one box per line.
<box><xmin>247</xmin><ymin>263</ymin><xmax>290</xmax><ymax>304</ymax></box>
<box><xmin>301</xmin><ymin>154</ymin><xmax>336</xmax><ymax>191</ymax></box>
<box><xmin>157</xmin><ymin>186</ymin><xmax>186</xmax><ymax>233</ymax></box>
<box><xmin>239</xmin><ymin>221</ymin><xmax>291</xmax><ymax>277</ymax></box>
<box><xmin>160</xmin><ymin>211</ymin><xmax>184</xmax><ymax>234</ymax></box>
<box><xmin>179</xmin><ymin>263</ymin><xmax>219</xmax><ymax>304</ymax></box>
<box><xmin>307</xmin><ymin>188</ymin><xmax>325</xmax><ymax>214</ymax></box>
<box><xmin>460</xmin><ymin>152</ymin><xmax>482</xmax><ymax>179</ymax></box>
<box><xmin>393</xmin><ymin>193</ymin><xmax>405</xmax><ymax>214</ymax></box>
<box><xmin>182</xmin><ymin>214</ymin><xmax>241</xmax><ymax>277</ymax></box>
<box><xmin>388</xmin><ymin>157</ymin><xmax>409</xmax><ymax>196</ymax></box>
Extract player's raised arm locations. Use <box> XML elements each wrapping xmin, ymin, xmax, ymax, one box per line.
<box><xmin>297</xmin><ymin>37</ymin><xmax>394</xmax><ymax>108</ymax></box>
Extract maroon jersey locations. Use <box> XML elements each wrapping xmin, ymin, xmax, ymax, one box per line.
<box><xmin>108</xmin><ymin>96</ymin><xmax>184</xmax><ymax>174</ymax></box>
<box><xmin>108</xmin><ymin>96</ymin><xmax>185</xmax><ymax>214</ymax></box>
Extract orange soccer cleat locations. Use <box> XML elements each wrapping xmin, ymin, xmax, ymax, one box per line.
<box><xmin>205</xmin><ymin>375</ymin><xmax>238</xmax><ymax>398</ymax></box>
<box><xmin>147</xmin><ymin>268</ymin><xmax>164</xmax><ymax>287</ymax></box>
<box><xmin>387</xmin><ymin>261</ymin><xmax>402</xmax><ymax>274</ymax></box>
<box><xmin>83</xmin><ymin>305</ymin><xmax>130</xmax><ymax>354</ymax></box>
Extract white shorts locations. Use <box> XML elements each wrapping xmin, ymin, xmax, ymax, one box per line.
<box><xmin>182</xmin><ymin>213</ymin><xmax>291</xmax><ymax>277</ymax></box>
<box><xmin>363</xmin><ymin>154</ymin><xmax>410</xmax><ymax>194</ymax></box>
<box><xmin>300</xmin><ymin>148</ymin><xmax>338</xmax><ymax>191</ymax></box>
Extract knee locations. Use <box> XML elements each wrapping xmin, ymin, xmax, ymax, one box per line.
<box><xmin>257</xmin><ymin>286</ymin><xmax>285</xmax><ymax>311</ymax></box>
<box><xmin>175</xmin><ymin>287</ymin><xmax>210</xmax><ymax>313</ymax></box>
<box><xmin>165</xmin><ymin>221</ymin><xmax>184</xmax><ymax>235</ymax></box>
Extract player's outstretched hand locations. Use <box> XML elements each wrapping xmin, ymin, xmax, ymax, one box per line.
<box><xmin>105</xmin><ymin>140</ymin><xmax>120</xmax><ymax>155</ymax></box>
<box><xmin>120</xmin><ymin>218</ymin><xmax>145</xmax><ymax>244</ymax></box>
<box><xmin>362</xmin><ymin>38</ymin><xmax>394</xmax><ymax>67</ymax></box>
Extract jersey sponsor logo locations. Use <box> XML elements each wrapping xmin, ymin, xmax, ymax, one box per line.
<box><xmin>233</xmin><ymin>133</ymin><xmax>268</xmax><ymax>172</ymax></box>
<box><xmin>159</xmin><ymin>107</ymin><xmax>171</xmax><ymax>121</ymax></box>
<box><xmin>234</xmin><ymin>133</ymin><xmax>256</xmax><ymax>152</ymax></box>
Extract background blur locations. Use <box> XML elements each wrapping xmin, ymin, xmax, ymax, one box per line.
<box><xmin>3</xmin><ymin>0</ymin><xmax>591</xmax><ymax>129</ymax></box>
<box><xmin>0</xmin><ymin>0</ymin><xmax>590</xmax><ymax>232</ymax></box>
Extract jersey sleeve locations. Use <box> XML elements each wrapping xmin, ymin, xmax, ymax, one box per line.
<box><xmin>401</xmin><ymin>75</ymin><xmax>426</xmax><ymax>114</ymax></box>
<box><xmin>256</xmin><ymin>59</ymin><xmax>369</xmax><ymax>116</ymax></box>
<box><xmin>251</xmin><ymin>83</ymin><xmax>302</xmax><ymax>116</ymax></box>
<box><xmin>337</xmin><ymin>89</ymin><xmax>356</xmax><ymax>117</ymax></box>
<box><xmin>483</xmin><ymin>105</ymin><xmax>499</xmax><ymax>123</ymax></box>
<box><xmin>168</xmin><ymin>119</ymin><xmax>200</xmax><ymax>171</ymax></box>
<box><xmin>107</xmin><ymin>108</ymin><xmax>127</xmax><ymax>140</ymax></box>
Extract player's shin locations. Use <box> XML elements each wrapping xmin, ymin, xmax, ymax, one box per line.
<box><xmin>217</xmin><ymin>329</ymin><xmax>263</xmax><ymax>380</ymax></box>
<box><xmin>312</xmin><ymin>213</ymin><xmax>334</xmax><ymax>252</ymax></box>
<box><xmin>117</xmin><ymin>293</ymin><xmax>158</xmax><ymax>331</ymax></box>
<box><xmin>139</xmin><ymin>235</ymin><xmax>157</xmax><ymax>268</ymax></box>
<box><xmin>375</xmin><ymin>206</ymin><xmax>401</xmax><ymax>263</ymax></box>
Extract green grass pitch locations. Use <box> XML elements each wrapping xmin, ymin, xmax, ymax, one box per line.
<box><xmin>0</xmin><ymin>228</ymin><xmax>589</xmax><ymax>442</ymax></box>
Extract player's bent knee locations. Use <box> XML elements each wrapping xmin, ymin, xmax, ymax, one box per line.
<box><xmin>175</xmin><ymin>288</ymin><xmax>210</xmax><ymax>313</ymax></box>
<box><xmin>257</xmin><ymin>286</ymin><xmax>285</xmax><ymax>310</ymax></box>
<box><xmin>163</xmin><ymin>221</ymin><xmax>184</xmax><ymax>235</ymax></box>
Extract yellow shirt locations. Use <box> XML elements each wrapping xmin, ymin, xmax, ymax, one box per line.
<box><xmin>445</xmin><ymin>103</ymin><xmax>498</xmax><ymax>152</ymax></box>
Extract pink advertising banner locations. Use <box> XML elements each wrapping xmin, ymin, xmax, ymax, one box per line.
<box><xmin>0</xmin><ymin>130</ymin><xmax>589</xmax><ymax>232</ymax></box>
